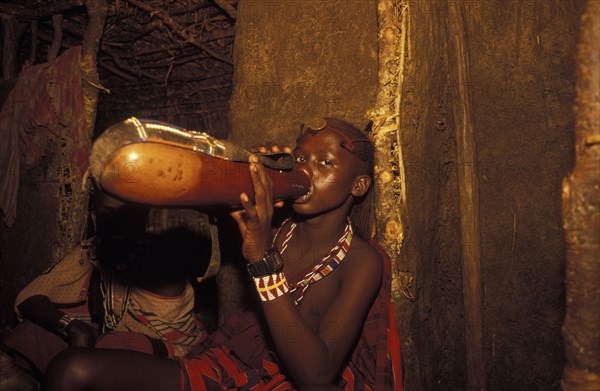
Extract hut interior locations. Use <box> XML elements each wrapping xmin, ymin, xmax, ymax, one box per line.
<box><xmin>1</xmin><ymin>1</ymin><xmax>598</xmax><ymax>390</ymax></box>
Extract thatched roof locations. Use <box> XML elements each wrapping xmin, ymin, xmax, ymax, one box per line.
<box><xmin>0</xmin><ymin>0</ymin><xmax>237</xmax><ymax>136</ymax></box>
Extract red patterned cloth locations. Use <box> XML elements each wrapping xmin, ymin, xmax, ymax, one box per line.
<box><xmin>340</xmin><ymin>241</ymin><xmax>403</xmax><ymax>390</ymax></box>
<box><xmin>0</xmin><ymin>46</ymin><xmax>87</xmax><ymax>226</ymax></box>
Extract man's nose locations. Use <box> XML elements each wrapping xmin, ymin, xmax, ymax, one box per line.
<box><xmin>302</xmin><ymin>162</ymin><xmax>327</xmax><ymax>184</ymax></box>
<box><xmin>297</xmin><ymin>162</ymin><xmax>312</xmax><ymax>179</ymax></box>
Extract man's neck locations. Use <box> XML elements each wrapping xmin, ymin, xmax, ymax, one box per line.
<box><xmin>294</xmin><ymin>209</ymin><xmax>350</xmax><ymax>248</ymax></box>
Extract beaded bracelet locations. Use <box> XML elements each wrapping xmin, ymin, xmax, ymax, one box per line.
<box><xmin>57</xmin><ymin>314</ymin><xmax>76</xmax><ymax>336</ymax></box>
<box><xmin>253</xmin><ymin>271</ymin><xmax>289</xmax><ymax>302</ymax></box>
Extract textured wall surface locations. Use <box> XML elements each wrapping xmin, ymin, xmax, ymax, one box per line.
<box><xmin>397</xmin><ymin>0</ymin><xmax>584</xmax><ymax>389</ymax></box>
<box><xmin>229</xmin><ymin>0</ymin><xmax>378</xmax><ymax>147</ymax></box>
<box><xmin>466</xmin><ymin>1</ymin><xmax>583</xmax><ymax>389</ymax></box>
<box><xmin>398</xmin><ymin>1</ymin><xmax>465</xmax><ymax>389</ymax></box>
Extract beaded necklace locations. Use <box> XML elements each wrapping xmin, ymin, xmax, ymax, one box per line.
<box><xmin>97</xmin><ymin>241</ymin><xmax>142</xmax><ymax>333</ymax></box>
<box><xmin>99</xmin><ymin>265</ymin><xmax>136</xmax><ymax>332</ymax></box>
<box><xmin>274</xmin><ymin>218</ymin><xmax>353</xmax><ymax>305</ymax></box>
<box><xmin>80</xmin><ymin>211</ymin><xmax>142</xmax><ymax>333</ymax></box>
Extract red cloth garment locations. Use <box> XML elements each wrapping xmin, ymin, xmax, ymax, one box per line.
<box><xmin>94</xmin><ymin>331</ymin><xmax>154</xmax><ymax>354</ymax></box>
<box><xmin>340</xmin><ymin>241</ymin><xmax>403</xmax><ymax>391</ymax></box>
<box><xmin>178</xmin><ymin>309</ymin><xmax>281</xmax><ymax>390</ymax></box>
<box><xmin>0</xmin><ymin>46</ymin><xmax>87</xmax><ymax>226</ymax></box>
<box><xmin>178</xmin><ymin>344</ymin><xmax>293</xmax><ymax>391</ymax></box>
<box><xmin>179</xmin><ymin>242</ymin><xmax>402</xmax><ymax>391</ymax></box>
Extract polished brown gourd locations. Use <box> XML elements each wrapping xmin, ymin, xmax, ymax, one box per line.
<box><xmin>90</xmin><ymin>118</ymin><xmax>310</xmax><ymax>208</ymax></box>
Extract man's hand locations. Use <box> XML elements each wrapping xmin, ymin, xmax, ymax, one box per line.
<box><xmin>65</xmin><ymin>319</ymin><xmax>97</xmax><ymax>347</ymax></box>
<box><xmin>249</xmin><ymin>142</ymin><xmax>293</xmax><ymax>155</ymax></box>
<box><xmin>230</xmin><ymin>155</ymin><xmax>275</xmax><ymax>262</ymax></box>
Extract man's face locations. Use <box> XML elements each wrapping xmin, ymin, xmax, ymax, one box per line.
<box><xmin>291</xmin><ymin>128</ymin><xmax>362</xmax><ymax>216</ymax></box>
<box><xmin>94</xmin><ymin>191</ymin><xmax>148</xmax><ymax>259</ymax></box>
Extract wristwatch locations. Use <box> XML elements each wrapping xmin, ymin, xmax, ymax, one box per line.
<box><xmin>247</xmin><ymin>248</ymin><xmax>284</xmax><ymax>277</ymax></box>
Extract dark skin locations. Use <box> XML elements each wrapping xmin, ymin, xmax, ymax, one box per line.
<box><xmin>18</xmin><ymin>295</ymin><xmax>98</xmax><ymax>347</ymax></box>
<box><xmin>44</xmin><ymin>128</ymin><xmax>382</xmax><ymax>391</ymax></box>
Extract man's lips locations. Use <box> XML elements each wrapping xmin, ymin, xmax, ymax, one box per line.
<box><xmin>294</xmin><ymin>186</ymin><xmax>313</xmax><ymax>203</ymax></box>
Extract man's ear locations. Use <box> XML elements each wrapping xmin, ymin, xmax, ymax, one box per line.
<box><xmin>352</xmin><ymin>175</ymin><xmax>372</xmax><ymax>197</ymax></box>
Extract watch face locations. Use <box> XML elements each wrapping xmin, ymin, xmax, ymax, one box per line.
<box><xmin>268</xmin><ymin>251</ymin><xmax>284</xmax><ymax>270</ymax></box>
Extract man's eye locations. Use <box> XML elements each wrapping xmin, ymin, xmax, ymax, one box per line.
<box><xmin>295</xmin><ymin>155</ymin><xmax>306</xmax><ymax>164</ymax></box>
<box><xmin>318</xmin><ymin>160</ymin><xmax>334</xmax><ymax>168</ymax></box>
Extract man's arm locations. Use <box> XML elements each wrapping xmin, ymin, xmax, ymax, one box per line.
<box><xmin>18</xmin><ymin>295</ymin><xmax>96</xmax><ymax>347</ymax></box>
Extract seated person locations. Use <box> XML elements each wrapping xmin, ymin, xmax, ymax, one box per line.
<box><xmin>2</xmin><ymin>188</ymin><xmax>211</xmax><ymax>380</ymax></box>
<box><xmin>44</xmin><ymin>117</ymin><xmax>402</xmax><ymax>390</ymax></box>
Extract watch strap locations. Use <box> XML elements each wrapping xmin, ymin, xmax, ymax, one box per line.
<box><xmin>247</xmin><ymin>249</ymin><xmax>283</xmax><ymax>277</ymax></box>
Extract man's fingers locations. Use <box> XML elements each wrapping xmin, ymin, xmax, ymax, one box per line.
<box><xmin>249</xmin><ymin>158</ymin><xmax>273</xmax><ymax>217</ymax></box>
<box><xmin>250</xmin><ymin>160</ymin><xmax>274</xmax><ymax>217</ymax></box>
<box><xmin>250</xmin><ymin>163</ymin><xmax>265</xmax><ymax>207</ymax></box>
<box><xmin>250</xmin><ymin>144</ymin><xmax>292</xmax><ymax>154</ymax></box>
<box><xmin>265</xmin><ymin>142</ymin><xmax>281</xmax><ymax>153</ymax></box>
<box><xmin>255</xmin><ymin>163</ymin><xmax>273</xmax><ymax>208</ymax></box>
<box><xmin>240</xmin><ymin>192</ymin><xmax>258</xmax><ymax>220</ymax></box>
<box><xmin>249</xmin><ymin>145</ymin><xmax>268</xmax><ymax>153</ymax></box>
<box><xmin>230</xmin><ymin>209</ymin><xmax>247</xmax><ymax>231</ymax></box>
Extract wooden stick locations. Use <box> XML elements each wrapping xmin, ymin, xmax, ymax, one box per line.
<box><xmin>1</xmin><ymin>17</ymin><xmax>26</xmax><ymax>79</ymax></box>
<box><xmin>28</xmin><ymin>20</ymin><xmax>38</xmax><ymax>64</ymax></box>
<box><xmin>561</xmin><ymin>1</ymin><xmax>600</xmax><ymax>390</ymax></box>
<box><xmin>446</xmin><ymin>1</ymin><xmax>486</xmax><ymax>390</ymax></box>
<box><xmin>211</xmin><ymin>0</ymin><xmax>236</xmax><ymax>20</ymax></box>
<box><xmin>0</xmin><ymin>0</ymin><xmax>84</xmax><ymax>21</ymax></box>
<box><xmin>48</xmin><ymin>14</ymin><xmax>63</xmax><ymax>62</ymax></box>
<box><xmin>124</xmin><ymin>0</ymin><xmax>233</xmax><ymax>65</ymax></box>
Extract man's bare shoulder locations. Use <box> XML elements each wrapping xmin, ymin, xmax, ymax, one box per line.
<box><xmin>341</xmin><ymin>236</ymin><xmax>383</xmax><ymax>284</ymax></box>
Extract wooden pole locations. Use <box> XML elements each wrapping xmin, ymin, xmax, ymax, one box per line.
<box><xmin>59</xmin><ymin>0</ymin><xmax>107</xmax><ymax>254</ymax></box>
<box><xmin>368</xmin><ymin>0</ymin><xmax>409</xmax><ymax>382</ymax></box>
<box><xmin>47</xmin><ymin>14</ymin><xmax>63</xmax><ymax>62</ymax></box>
<box><xmin>446</xmin><ymin>1</ymin><xmax>486</xmax><ymax>390</ymax></box>
<box><xmin>1</xmin><ymin>16</ymin><xmax>26</xmax><ymax>79</ymax></box>
<box><xmin>561</xmin><ymin>1</ymin><xmax>600</xmax><ymax>390</ymax></box>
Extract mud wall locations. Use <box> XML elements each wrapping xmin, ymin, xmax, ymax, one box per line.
<box><xmin>229</xmin><ymin>0</ymin><xmax>378</xmax><ymax>147</ymax></box>
<box><xmin>468</xmin><ymin>1</ymin><xmax>583</xmax><ymax>389</ymax></box>
<box><xmin>398</xmin><ymin>0</ymin><xmax>584</xmax><ymax>389</ymax></box>
<box><xmin>397</xmin><ymin>1</ymin><xmax>464</xmax><ymax>389</ymax></box>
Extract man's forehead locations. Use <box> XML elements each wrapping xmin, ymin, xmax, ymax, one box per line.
<box><xmin>300</xmin><ymin>118</ymin><xmax>352</xmax><ymax>138</ymax></box>
<box><xmin>298</xmin><ymin>118</ymin><xmax>370</xmax><ymax>161</ymax></box>
<box><xmin>296</xmin><ymin>129</ymin><xmax>344</xmax><ymax>148</ymax></box>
